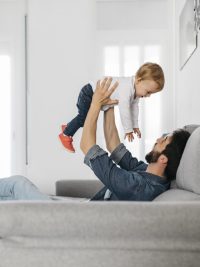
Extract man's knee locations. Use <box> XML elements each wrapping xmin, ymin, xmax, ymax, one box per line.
<box><xmin>10</xmin><ymin>175</ymin><xmax>29</xmax><ymax>183</ymax></box>
<box><xmin>12</xmin><ymin>176</ymin><xmax>35</xmax><ymax>196</ymax></box>
<box><xmin>2</xmin><ymin>175</ymin><xmax>28</xmax><ymax>184</ymax></box>
<box><xmin>10</xmin><ymin>176</ymin><xmax>32</xmax><ymax>191</ymax></box>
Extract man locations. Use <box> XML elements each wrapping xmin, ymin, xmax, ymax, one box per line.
<box><xmin>0</xmin><ymin>78</ymin><xmax>190</xmax><ymax>201</ymax></box>
<box><xmin>80</xmin><ymin>77</ymin><xmax>190</xmax><ymax>201</ymax></box>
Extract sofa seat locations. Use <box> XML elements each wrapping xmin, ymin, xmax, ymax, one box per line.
<box><xmin>1</xmin><ymin>201</ymin><xmax>200</xmax><ymax>267</ymax></box>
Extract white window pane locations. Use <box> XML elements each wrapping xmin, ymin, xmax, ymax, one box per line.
<box><xmin>123</xmin><ymin>45</ymin><xmax>141</xmax><ymax>157</ymax></box>
<box><xmin>124</xmin><ymin>46</ymin><xmax>140</xmax><ymax>76</ymax></box>
<box><xmin>104</xmin><ymin>46</ymin><xmax>120</xmax><ymax>76</ymax></box>
<box><xmin>141</xmin><ymin>45</ymin><xmax>162</xmax><ymax>158</ymax></box>
<box><xmin>0</xmin><ymin>55</ymin><xmax>11</xmax><ymax>177</ymax></box>
<box><xmin>143</xmin><ymin>94</ymin><xmax>162</xmax><ymax>157</ymax></box>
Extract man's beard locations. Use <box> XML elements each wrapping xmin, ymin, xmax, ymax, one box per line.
<box><xmin>145</xmin><ymin>150</ymin><xmax>162</xmax><ymax>163</ymax></box>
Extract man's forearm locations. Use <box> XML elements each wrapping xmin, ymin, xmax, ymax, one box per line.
<box><xmin>80</xmin><ymin>77</ymin><xmax>119</xmax><ymax>155</ymax></box>
<box><xmin>80</xmin><ymin>103</ymin><xmax>101</xmax><ymax>155</ymax></box>
<box><xmin>104</xmin><ymin>108</ymin><xmax>120</xmax><ymax>153</ymax></box>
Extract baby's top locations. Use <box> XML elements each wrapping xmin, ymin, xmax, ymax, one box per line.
<box><xmin>89</xmin><ymin>76</ymin><xmax>139</xmax><ymax>134</ymax></box>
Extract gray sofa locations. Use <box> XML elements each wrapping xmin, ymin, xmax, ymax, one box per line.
<box><xmin>1</xmin><ymin>125</ymin><xmax>200</xmax><ymax>267</ymax></box>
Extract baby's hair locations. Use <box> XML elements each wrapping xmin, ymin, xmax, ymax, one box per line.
<box><xmin>135</xmin><ymin>62</ymin><xmax>165</xmax><ymax>91</ymax></box>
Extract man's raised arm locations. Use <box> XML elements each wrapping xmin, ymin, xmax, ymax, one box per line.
<box><xmin>80</xmin><ymin>78</ymin><xmax>119</xmax><ymax>155</ymax></box>
<box><xmin>103</xmin><ymin>108</ymin><xmax>120</xmax><ymax>153</ymax></box>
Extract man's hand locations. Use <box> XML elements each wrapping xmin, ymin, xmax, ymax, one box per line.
<box><xmin>92</xmin><ymin>77</ymin><xmax>119</xmax><ymax>109</ymax></box>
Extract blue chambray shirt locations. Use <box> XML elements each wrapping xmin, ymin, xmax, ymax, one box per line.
<box><xmin>84</xmin><ymin>143</ymin><xmax>170</xmax><ymax>201</ymax></box>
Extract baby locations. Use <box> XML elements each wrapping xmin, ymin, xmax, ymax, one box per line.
<box><xmin>59</xmin><ymin>62</ymin><xmax>165</xmax><ymax>153</ymax></box>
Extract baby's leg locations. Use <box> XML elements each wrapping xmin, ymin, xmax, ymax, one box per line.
<box><xmin>64</xmin><ymin>83</ymin><xmax>93</xmax><ymax>137</ymax></box>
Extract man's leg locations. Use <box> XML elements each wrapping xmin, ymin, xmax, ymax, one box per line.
<box><xmin>0</xmin><ymin>176</ymin><xmax>51</xmax><ymax>200</ymax></box>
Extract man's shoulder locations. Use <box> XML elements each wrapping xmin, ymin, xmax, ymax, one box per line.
<box><xmin>136</xmin><ymin>170</ymin><xmax>170</xmax><ymax>187</ymax></box>
<box><xmin>132</xmin><ymin>161</ymin><xmax>147</xmax><ymax>171</ymax></box>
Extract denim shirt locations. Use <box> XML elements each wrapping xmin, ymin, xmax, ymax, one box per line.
<box><xmin>84</xmin><ymin>143</ymin><xmax>170</xmax><ymax>201</ymax></box>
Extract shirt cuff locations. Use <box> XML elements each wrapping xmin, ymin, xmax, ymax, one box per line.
<box><xmin>101</xmin><ymin>104</ymin><xmax>117</xmax><ymax>111</ymax></box>
<box><xmin>132</xmin><ymin>122</ymin><xmax>139</xmax><ymax>128</ymax></box>
<box><xmin>124</xmin><ymin>128</ymin><xmax>134</xmax><ymax>134</ymax></box>
<box><xmin>110</xmin><ymin>143</ymin><xmax>128</xmax><ymax>164</ymax></box>
<box><xmin>84</xmin><ymin>145</ymin><xmax>107</xmax><ymax>167</ymax></box>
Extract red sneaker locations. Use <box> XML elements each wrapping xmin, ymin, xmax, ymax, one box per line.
<box><xmin>59</xmin><ymin>133</ymin><xmax>75</xmax><ymax>153</ymax></box>
<box><xmin>61</xmin><ymin>124</ymin><xmax>67</xmax><ymax>132</ymax></box>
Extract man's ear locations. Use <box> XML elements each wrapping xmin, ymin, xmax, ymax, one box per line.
<box><xmin>158</xmin><ymin>154</ymin><xmax>168</xmax><ymax>165</ymax></box>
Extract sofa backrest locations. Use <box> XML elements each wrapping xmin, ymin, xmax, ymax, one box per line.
<box><xmin>154</xmin><ymin>188</ymin><xmax>200</xmax><ymax>201</ymax></box>
<box><xmin>154</xmin><ymin>125</ymin><xmax>200</xmax><ymax>201</ymax></box>
<box><xmin>56</xmin><ymin>179</ymin><xmax>104</xmax><ymax>198</ymax></box>
<box><xmin>176</xmin><ymin>126</ymin><xmax>200</xmax><ymax>194</ymax></box>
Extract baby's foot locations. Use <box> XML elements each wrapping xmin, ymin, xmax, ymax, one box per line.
<box><xmin>59</xmin><ymin>133</ymin><xmax>75</xmax><ymax>153</ymax></box>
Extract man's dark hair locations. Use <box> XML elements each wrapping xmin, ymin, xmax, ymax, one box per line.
<box><xmin>162</xmin><ymin>129</ymin><xmax>190</xmax><ymax>181</ymax></box>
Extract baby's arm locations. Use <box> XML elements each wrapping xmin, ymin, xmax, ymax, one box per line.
<box><xmin>131</xmin><ymin>100</ymin><xmax>139</xmax><ymax>128</ymax></box>
<box><xmin>131</xmin><ymin>100</ymin><xmax>141</xmax><ymax>138</ymax></box>
<box><xmin>118</xmin><ymin>99</ymin><xmax>134</xmax><ymax>141</ymax></box>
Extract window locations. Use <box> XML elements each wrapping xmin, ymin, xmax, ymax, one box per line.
<box><xmin>103</xmin><ymin>44</ymin><xmax>162</xmax><ymax>160</ymax></box>
<box><xmin>0</xmin><ymin>55</ymin><xmax>11</xmax><ymax>177</ymax></box>
<box><xmin>104</xmin><ymin>46</ymin><xmax>120</xmax><ymax>76</ymax></box>
<box><xmin>124</xmin><ymin>46</ymin><xmax>140</xmax><ymax>76</ymax></box>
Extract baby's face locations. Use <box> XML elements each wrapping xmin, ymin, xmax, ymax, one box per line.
<box><xmin>135</xmin><ymin>79</ymin><xmax>159</xmax><ymax>98</ymax></box>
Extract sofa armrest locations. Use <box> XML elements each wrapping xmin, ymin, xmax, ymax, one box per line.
<box><xmin>56</xmin><ymin>179</ymin><xmax>104</xmax><ymax>198</ymax></box>
<box><xmin>183</xmin><ymin>124</ymin><xmax>199</xmax><ymax>134</ymax></box>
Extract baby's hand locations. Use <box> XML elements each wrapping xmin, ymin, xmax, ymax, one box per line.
<box><xmin>124</xmin><ymin>132</ymin><xmax>134</xmax><ymax>142</ymax></box>
<box><xmin>133</xmin><ymin>128</ymin><xmax>141</xmax><ymax>138</ymax></box>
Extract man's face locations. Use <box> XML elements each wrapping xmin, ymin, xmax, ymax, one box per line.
<box><xmin>145</xmin><ymin>134</ymin><xmax>173</xmax><ymax>163</ymax></box>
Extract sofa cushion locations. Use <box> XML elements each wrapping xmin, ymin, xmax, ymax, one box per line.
<box><xmin>176</xmin><ymin>126</ymin><xmax>200</xmax><ymax>194</ymax></box>
<box><xmin>183</xmin><ymin>124</ymin><xmax>200</xmax><ymax>134</ymax></box>
<box><xmin>154</xmin><ymin>189</ymin><xmax>200</xmax><ymax>201</ymax></box>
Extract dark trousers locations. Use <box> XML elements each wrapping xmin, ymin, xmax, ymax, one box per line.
<box><xmin>63</xmin><ymin>83</ymin><xmax>93</xmax><ymax>137</ymax></box>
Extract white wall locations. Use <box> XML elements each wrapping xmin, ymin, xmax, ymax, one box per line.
<box><xmin>96</xmin><ymin>0</ymin><xmax>168</xmax><ymax>30</ymax></box>
<box><xmin>27</xmin><ymin>0</ymin><xmax>96</xmax><ymax>194</ymax></box>
<box><xmin>174</xmin><ymin>0</ymin><xmax>200</xmax><ymax>127</ymax></box>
